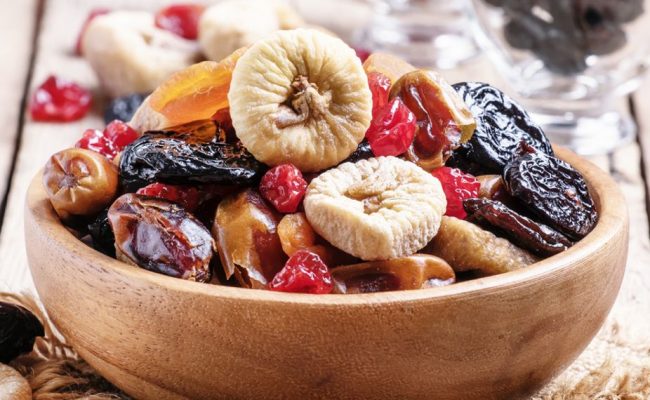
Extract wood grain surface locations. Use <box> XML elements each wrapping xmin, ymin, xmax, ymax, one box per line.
<box><xmin>0</xmin><ymin>0</ymin><xmax>649</xmax><ymax>399</ymax></box>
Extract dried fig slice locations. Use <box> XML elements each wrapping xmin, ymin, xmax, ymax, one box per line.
<box><xmin>464</xmin><ymin>198</ymin><xmax>572</xmax><ymax>257</ymax></box>
<box><xmin>331</xmin><ymin>254</ymin><xmax>455</xmax><ymax>294</ymax></box>
<box><xmin>423</xmin><ymin>216</ymin><xmax>537</xmax><ymax>275</ymax></box>
<box><xmin>43</xmin><ymin>148</ymin><xmax>118</xmax><ymax>221</ymax></box>
<box><xmin>108</xmin><ymin>194</ymin><xmax>214</xmax><ymax>282</ymax></box>
<box><xmin>212</xmin><ymin>189</ymin><xmax>287</xmax><ymax>288</ymax></box>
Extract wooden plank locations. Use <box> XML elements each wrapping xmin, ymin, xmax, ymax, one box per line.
<box><xmin>0</xmin><ymin>0</ymin><xmax>39</xmax><ymax>222</ymax></box>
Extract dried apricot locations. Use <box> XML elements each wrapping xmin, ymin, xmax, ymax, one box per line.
<box><xmin>363</xmin><ymin>52</ymin><xmax>416</xmax><ymax>85</ymax></box>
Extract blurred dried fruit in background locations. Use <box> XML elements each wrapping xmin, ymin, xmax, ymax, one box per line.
<box><xmin>155</xmin><ymin>3</ymin><xmax>205</xmax><ymax>40</ymax></box>
<box><xmin>29</xmin><ymin>76</ymin><xmax>91</xmax><ymax>122</ymax></box>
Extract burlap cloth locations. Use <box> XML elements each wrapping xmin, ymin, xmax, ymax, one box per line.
<box><xmin>1</xmin><ymin>290</ymin><xmax>648</xmax><ymax>400</ymax></box>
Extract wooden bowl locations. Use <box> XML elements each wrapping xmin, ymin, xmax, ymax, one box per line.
<box><xmin>24</xmin><ymin>147</ymin><xmax>628</xmax><ymax>400</ymax></box>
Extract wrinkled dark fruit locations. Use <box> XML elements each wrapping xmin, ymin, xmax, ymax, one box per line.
<box><xmin>343</xmin><ymin>140</ymin><xmax>374</xmax><ymax>163</ymax></box>
<box><xmin>0</xmin><ymin>302</ymin><xmax>44</xmax><ymax>363</ymax></box>
<box><xmin>503</xmin><ymin>144</ymin><xmax>597</xmax><ymax>240</ymax></box>
<box><xmin>108</xmin><ymin>194</ymin><xmax>214</xmax><ymax>281</ymax></box>
<box><xmin>104</xmin><ymin>93</ymin><xmax>147</xmax><ymax>124</ymax></box>
<box><xmin>213</xmin><ymin>189</ymin><xmax>287</xmax><ymax>288</ymax></box>
<box><xmin>88</xmin><ymin>209</ymin><xmax>116</xmax><ymax>257</ymax></box>
<box><xmin>119</xmin><ymin>120</ymin><xmax>263</xmax><ymax>191</ymax></box>
<box><xmin>464</xmin><ymin>198</ymin><xmax>572</xmax><ymax>257</ymax></box>
<box><xmin>449</xmin><ymin>82</ymin><xmax>554</xmax><ymax>175</ymax></box>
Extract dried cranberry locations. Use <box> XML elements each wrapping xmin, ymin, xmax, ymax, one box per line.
<box><xmin>29</xmin><ymin>76</ymin><xmax>92</xmax><ymax>122</ymax></box>
<box><xmin>75</xmin><ymin>8</ymin><xmax>110</xmax><ymax>55</ymax></box>
<box><xmin>75</xmin><ymin>120</ymin><xmax>138</xmax><ymax>160</ymax></box>
<box><xmin>137</xmin><ymin>183</ymin><xmax>201</xmax><ymax>212</ymax></box>
<box><xmin>259</xmin><ymin>164</ymin><xmax>307</xmax><ymax>213</ymax></box>
<box><xmin>155</xmin><ymin>4</ymin><xmax>205</xmax><ymax>40</ymax></box>
<box><xmin>365</xmin><ymin>98</ymin><xmax>416</xmax><ymax>157</ymax></box>
<box><xmin>354</xmin><ymin>47</ymin><xmax>371</xmax><ymax>62</ymax></box>
<box><xmin>268</xmin><ymin>250</ymin><xmax>333</xmax><ymax>294</ymax></box>
<box><xmin>431</xmin><ymin>167</ymin><xmax>480</xmax><ymax>219</ymax></box>
<box><xmin>367</xmin><ymin>71</ymin><xmax>391</xmax><ymax>119</ymax></box>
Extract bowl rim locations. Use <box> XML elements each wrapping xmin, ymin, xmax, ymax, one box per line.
<box><xmin>26</xmin><ymin>146</ymin><xmax>628</xmax><ymax>306</ymax></box>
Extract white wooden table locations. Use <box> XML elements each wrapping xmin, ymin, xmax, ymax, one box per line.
<box><xmin>1</xmin><ymin>0</ymin><xmax>649</xmax><ymax>397</ymax></box>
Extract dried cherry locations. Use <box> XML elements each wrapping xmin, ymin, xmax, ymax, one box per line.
<box><xmin>155</xmin><ymin>4</ymin><xmax>205</xmax><ymax>40</ymax></box>
<box><xmin>464</xmin><ymin>198</ymin><xmax>572</xmax><ymax>257</ymax></box>
<box><xmin>449</xmin><ymin>82</ymin><xmax>554</xmax><ymax>175</ymax></box>
<box><xmin>503</xmin><ymin>144</ymin><xmax>597</xmax><ymax>240</ymax></box>
<box><xmin>365</xmin><ymin>97</ymin><xmax>417</xmax><ymax>157</ymax></box>
<box><xmin>137</xmin><ymin>183</ymin><xmax>201</xmax><ymax>212</ymax></box>
<box><xmin>259</xmin><ymin>164</ymin><xmax>307</xmax><ymax>213</ymax></box>
<box><xmin>431</xmin><ymin>167</ymin><xmax>480</xmax><ymax>219</ymax></box>
<box><xmin>0</xmin><ymin>301</ymin><xmax>44</xmax><ymax>363</ymax></box>
<box><xmin>119</xmin><ymin>120</ymin><xmax>263</xmax><ymax>191</ymax></box>
<box><xmin>108</xmin><ymin>194</ymin><xmax>214</xmax><ymax>282</ymax></box>
<box><xmin>268</xmin><ymin>250</ymin><xmax>333</xmax><ymax>294</ymax></box>
<box><xmin>367</xmin><ymin>71</ymin><xmax>391</xmax><ymax>120</ymax></box>
<box><xmin>29</xmin><ymin>76</ymin><xmax>92</xmax><ymax>122</ymax></box>
<box><xmin>76</xmin><ymin>120</ymin><xmax>139</xmax><ymax>160</ymax></box>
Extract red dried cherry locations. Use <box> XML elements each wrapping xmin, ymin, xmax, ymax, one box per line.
<box><xmin>367</xmin><ymin>71</ymin><xmax>391</xmax><ymax>120</ymax></box>
<box><xmin>76</xmin><ymin>120</ymin><xmax>138</xmax><ymax>160</ymax></box>
<box><xmin>137</xmin><ymin>183</ymin><xmax>201</xmax><ymax>212</ymax></box>
<box><xmin>354</xmin><ymin>47</ymin><xmax>371</xmax><ymax>63</ymax></box>
<box><xmin>259</xmin><ymin>164</ymin><xmax>307</xmax><ymax>213</ymax></box>
<box><xmin>268</xmin><ymin>249</ymin><xmax>333</xmax><ymax>294</ymax></box>
<box><xmin>365</xmin><ymin>98</ymin><xmax>417</xmax><ymax>157</ymax></box>
<box><xmin>155</xmin><ymin>4</ymin><xmax>205</xmax><ymax>40</ymax></box>
<box><xmin>431</xmin><ymin>167</ymin><xmax>480</xmax><ymax>219</ymax></box>
<box><xmin>75</xmin><ymin>8</ymin><xmax>110</xmax><ymax>55</ymax></box>
<box><xmin>29</xmin><ymin>76</ymin><xmax>92</xmax><ymax>122</ymax></box>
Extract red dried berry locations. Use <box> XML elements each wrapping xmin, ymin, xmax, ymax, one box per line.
<box><xmin>367</xmin><ymin>71</ymin><xmax>391</xmax><ymax>119</ymax></box>
<box><xmin>354</xmin><ymin>47</ymin><xmax>371</xmax><ymax>63</ymax></box>
<box><xmin>75</xmin><ymin>8</ymin><xmax>110</xmax><ymax>55</ymax></box>
<box><xmin>259</xmin><ymin>164</ymin><xmax>308</xmax><ymax>213</ymax></box>
<box><xmin>75</xmin><ymin>120</ymin><xmax>138</xmax><ymax>160</ymax></box>
<box><xmin>431</xmin><ymin>167</ymin><xmax>480</xmax><ymax>219</ymax></box>
<box><xmin>137</xmin><ymin>183</ymin><xmax>201</xmax><ymax>212</ymax></box>
<box><xmin>155</xmin><ymin>4</ymin><xmax>205</xmax><ymax>40</ymax></box>
<box><xmin>29</xmin><ymin>76</ymin><xmax>92</xmax><ymax>122</ymax></box>
<box><xmin>268</xmin><ymin>250</ymin><xmax>333</xmax><ymax>294</ymax></box>
<box><xmin>365</xmin><ymin>98</ymin><xmax>417</xmax><ymax>157</ymax></box>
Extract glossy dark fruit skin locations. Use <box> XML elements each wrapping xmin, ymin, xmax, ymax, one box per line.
<box><xmin>0</xmin><ymin>301</ymin><xmax>44</xmax><ymax>363</ymax></box>
<box><xmin>88</xmin><ymin>208</ymin><xmax>115</xmax><ymax>257</ymax></box>
<box><xmin>108</xmin><ymin>193</ymin><xmax>214</xmax><ymax>282</ymax></box>
<box><xmin>464</xmin><ymin>198</ymin><xmax>572</xmax><ymax>257</ymax></box>
<box><xmin>342</xmin><ymin>140</ymin><xmax>374</xmax><ymax>163</ymax></box>
<box><xmin>119</xmin><ymin>120</ymin><xmax>263</xmax><ymax>192</ymax></box>
<box><xmin>503</xmin><ymin>144</ymin><xmax>597</xmax><ymax>240</ymax></box>
<box><xmin>449</xmin><ymin>82</ymin><xmax>554</xmax><ymax>175</ymax></box>
<box><xmin>104</xmin><ymin>93</ymin><xmax>147</xmax><ymax>124</ymax></box>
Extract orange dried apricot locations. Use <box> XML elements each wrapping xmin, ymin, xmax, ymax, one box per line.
<box><xmin>363</xmin><ymin>52</ymin><xmax>416</xmax><ymax>85</ymax></box>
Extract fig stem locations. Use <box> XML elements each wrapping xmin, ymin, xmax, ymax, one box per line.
<box><xmin>275</xmin><ymin>75</ymin><xmax>327</xmax><ymax>129</ymax></box>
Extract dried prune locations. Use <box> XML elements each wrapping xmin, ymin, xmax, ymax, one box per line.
<box><xmin>503</xmin><ymin>144</ymin><xmax>597</xmax><ymax>240</ymax></box>
<box><xmin>119</xmin><ymin>120</ymin><xmax>263</xmax><ymax>191</ymax></box>
<box><xmin>449</xmin><ymin>82</ymin><xmax>554</xmax><ymax>175</ymax></box>
<box><xmin>88</xmin><ymin>209</ymin><xmax>115</xmax><ymax>257</ymax></box>
<box><xmin>0</xmin><ymin>302</ymin><xmax>44</xmax><ymax>363</ymax></box>
<box><xmin>212</xmin><ymin>189</ymin><xmax>287</xmax><ymax>289</ymax></box>
<box><xmin>331</xmin><ymin>255</ymin><xmax>455</xmax><ymax>294</ymax></box>
<box><xmin>108</xmin><ymin>194</ymin><xmax>214</xmax><ymax>282</ymax></box>
<box><xmin>342</xmin><ymin>140</ymin><xmax>373</xmax><ymax>163</ymax></box>
<box><xmin>464</xmin><ymin>198</ymin><xmax>572</xmax><ymax>257</ymax></box>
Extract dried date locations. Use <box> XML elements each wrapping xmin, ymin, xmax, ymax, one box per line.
<box><xmin>448</xmin><ymin>82</ymin><xmax>554</xmax><ymax>175</ymax></box>
<box><xmin>503</xmin><ymin>144</ymin><xmax>597</xmax><ymax>240</ymax></box>
<box><xmin>119</xmin><ymin>120</ymin><xmax>263</xmax><ymax>191</ymax></box>
<box><xmin>0</xmin><ymin>302</ymin><xmax>44</xmax><ymax>363</ymax></box>
<box><xmin>464</xmin><ymin>198</ymin><xmax>572</xmax><ymax>257</ymax></box>
<box><xmin>108</xmin><ymin>193</ymin><xmax>214</xmax><ymax>282</ymax></box>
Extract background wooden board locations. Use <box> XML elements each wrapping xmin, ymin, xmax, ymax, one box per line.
<box><xmin>0</xmin><ymin>0</ymin><xmax>649</xmax><ymax>397</ymax></box>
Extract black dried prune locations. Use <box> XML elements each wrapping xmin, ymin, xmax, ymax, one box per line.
<box><xmin>449</xmin><ymin>82</ymin><xmax>554</xmax><ymax>175</ymax></box>
<box><xmin>503</xmin><ymin>144</ymin><xmax>597</xmax><ymax>240</ymax></box>
<box><xmin>464</xmin><ymin>198</ymin><xmax>572</xmax><ymax>257</ymax></box>
<box><xmin>0</xmin><ymin>302</ymin><xmax>44</xmax><ymax>363</ymax></box>
<box><xmin>88</xmin><ymin>209</ymin><xmax>115</xmax><ymax>257</ymax></box>
<box><xmin>119</xmin><ymin>120</ymin><xmax>263</xmax><ymax>191</ymax></box>
<box><xmin>343</xmin><ymin>140</ymin><xmax>373</xmax><ymax>164</ymax></box>
<box><xmin>104</xmin><ymin>93</ymin><xmax>147</xmax><ymax>124</ymax></box>
<box><xmin>108</xmin><ymin>193</ymin><xmax>214</xmax><ymax>282</ymax></box>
